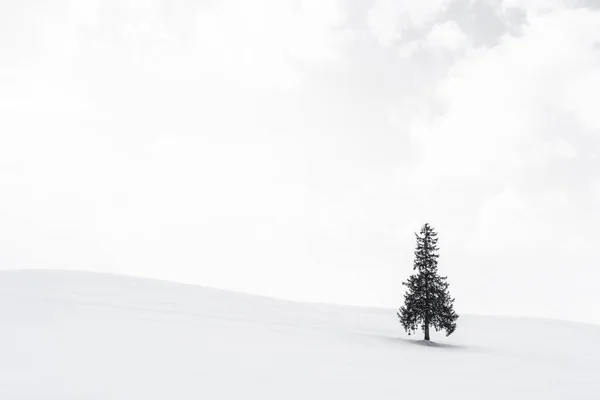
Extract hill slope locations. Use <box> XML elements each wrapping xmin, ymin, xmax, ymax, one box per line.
<box><xmin>1</xmin><ymin>270</ymin><xmax>598</xmax><ymax>399</ymax></box>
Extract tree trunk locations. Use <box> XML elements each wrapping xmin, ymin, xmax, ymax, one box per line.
<box><xmin>424</xmin><ymin>321</ymin><xmax>430</xmax><ymax>341</ymax></box>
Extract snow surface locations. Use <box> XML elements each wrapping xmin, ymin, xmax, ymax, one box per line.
<box><xmin>1</xmin><ymin>269</ymin><xmax>599</xmax><ymax>399</ymax></box>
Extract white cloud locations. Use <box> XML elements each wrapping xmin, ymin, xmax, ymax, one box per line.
<box><xmin>398</xmin><ymin>41</ymin><xmax>420</xmax><ymax>58</ymax></box>
<box><xmin>469</xmin><ymin>185</ymin><xmax>582</xmax><ymax>255</ymax></box>
<box><xmin>399</xmin><ymin>20</ymin><xmax>467</xmax><ymax>57</ymax></box>
<box><xmin>408</xmin><ymin>8</ymin><xmax>600</xmax><ymax>182</ymax></box>
<box><xmin>402</xmin><ymin>0</ymin><xmax>455</xmax><ymax>28</ymax></box>
<box><xmin>593</xmin><ymin>180</ymin><xmax>600</xmax><ymax>203</ymax></box>
<box><xmin>536</xmin><ymin>139</ymin><xmax>578</xmax><ymax>164</ymax></box>
<box><xmin>367</xmin><ymin>0</ymin><xmax>401</xmax><ymax>46</ymax></box>
<box><xmin>469</xmin><ymin>188</ymin><xmax>529</xmax><ymax>251</ymax></box>
<box><xmin>426</xmin><ymin>20</ymin><xmax>467</xmax><ymax>52</ymax></box>
<box><xmin>560</xmin><ymin>71</ymin><xmax>600</xmax><ymax>134</ymax></box>
<box><xmin>192</xmin><ymin>0</ymin><xmax>347</xmax><ymax>90</ymax></box>
<box><xmin>368</xmin><ymin>0</ymin><xmax>456</xmax><ymax>47</ymax></box>
<box><xmin>68</xmin><ymin>0</ymin><xmax>101</xmax><ymax>26</ymax></box>
<box><xmin>501</xmin><ymin>0</ymin><xmax>567</xmax><ymax>15</ymax></box>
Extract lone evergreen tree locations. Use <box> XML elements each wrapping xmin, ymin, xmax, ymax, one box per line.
<box><xmin>398</xmin><ymin>223</ymin><xmax>458</xmax><ymax>341</ymax></box>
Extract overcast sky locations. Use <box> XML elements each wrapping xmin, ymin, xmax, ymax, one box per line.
<box><xmin>1</xmin><ymin>0</ymin><xmax>600</xmax><ymax>324</ymax></box>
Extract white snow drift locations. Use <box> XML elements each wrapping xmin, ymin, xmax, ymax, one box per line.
<box><xmin>1</xmin><ymin>269</ymin><xmax>598</xmax><ymax>399</ymax></box>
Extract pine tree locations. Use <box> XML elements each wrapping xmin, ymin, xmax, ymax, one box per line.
<box><xmin>398</xmin><ymin>223</ymin><xmax>458</xmax><ymax>341</ymax></box>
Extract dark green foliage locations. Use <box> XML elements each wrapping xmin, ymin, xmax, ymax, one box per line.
<box><xmin>398</xmin><ymin>223</ymin><xmax>458</xmax><ymax>340</ymax></box>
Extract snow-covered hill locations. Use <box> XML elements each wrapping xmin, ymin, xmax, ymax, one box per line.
<box><xmin>1</xmin><ymin>270</ymin><xmax>598</xmax><ymax>399</ymax></box>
